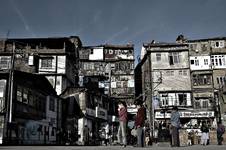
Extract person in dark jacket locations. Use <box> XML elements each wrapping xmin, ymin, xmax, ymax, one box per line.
<box><xmin>135</xmin><ymin>102</ymin><xmax>146</xmax><ymax>147</ymax></box>
<box><xmin>117</xmin><ymin>101</ymin><xmax>128</xmax><ymax>147</ymax></box>
<box><xmin>217</xmin><ymin>121</ymin><xmax>225</xmax><ymax>145</ymax></box>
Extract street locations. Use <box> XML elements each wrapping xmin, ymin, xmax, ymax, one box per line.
<box><xmin>0</xmin><ymin>145</ymin><xmax>226</xmax><ymax>150</ymax></box>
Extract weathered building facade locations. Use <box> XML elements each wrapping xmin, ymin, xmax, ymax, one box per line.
<box><xmin>60</xmin><ymin>87</ymin><xmax>109</xmax><ymax>145</ymax></box>
<box><xmin>78</xmin><ymin>44</ymin><xmax>135</xmax><ymax>143</ymax></box>
<box><xmin>140</xmin><ymin>42</ymin><xmax>192</xmax><ymax>128</ymax></box>
<box><xmin>0</xmin><ymin>37</ymin><xmax>82</xmax><ymax>95</ymax></box>
<box><xmin>188</xmin><ymin>37</ymin><xmax>226</xmax><ymax>126</ymax></box>
<box><xmin>0</xmin><ymin>71</ymin><xmax>60</xmax><ymax>145</ymax></box>
<box><xmin>79</xmin><ymin>44</ymin><xmax>135</xmax><ymax>106</ymax></box>
<box><xmin>0</xmin><ymin>37</ymin><xmax>82</xmax><ymax>145</ymax></box>
<box><xmin>79</xmin><ymin>44</ymin><xmax>135</xmax><ymax>104</ymax></box>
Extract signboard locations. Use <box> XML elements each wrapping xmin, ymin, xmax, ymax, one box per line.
<box><xmin>96</xmin><ymin>107</ymin><xmax>107</xmax><ymax>120</ymax></box>
<box><xmin>155</xmin><ymin>111</ymin><xmax>215</xmax><ymax>119</ymax></box>
<box><xmin>127</xmin><ymin>105</ymin><xmax>137</xmax><ymax>114</ymax></box>
<box><xmin>86</xmin><ymin>108</ymin><xmax>96</xmax><ymax>117</ymax></box>
<box><xmin>180</xmin><ymin>111</ymin><xmax>214</xmax><ymax>118</ymax></box>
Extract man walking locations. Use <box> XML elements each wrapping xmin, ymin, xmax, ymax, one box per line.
<box><xmin>170</xmin><ymin>106</ymin><xmax>180</xmax><ymax>147</ymax></box>
<box><xmin>135</xmin><ymin>102</ymin><xmax>146</xmax><ymax>147</ymax></box>
<box><xmin>217</xmin><ymin>121</ymin><xmax>225</xmax><ymax>145</ymax></box>
<box><xmin>117</xmin><ymin>101</ymin><xmax>128</xmax><ymax>147</ymax></box>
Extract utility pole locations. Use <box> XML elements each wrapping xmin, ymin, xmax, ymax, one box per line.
<box><xmin>147</xmin><ymin>54</ymin><xmax>154</xmax><ymax>138</ymax></box>
<box><xmin>8</xmin><ymin>42</ymin><xmax>15</xmax><ymax>123</ymax></box>
<box><xmin>5</xmin><ymin>42</ymin><xmax>15</xmax><ymax>143</ymax></box>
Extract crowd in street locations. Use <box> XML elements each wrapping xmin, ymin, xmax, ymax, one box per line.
<box><xmin>81</xmin><ymin>101</ymin><xmax>225</xmax><ymax>148</ymax></box>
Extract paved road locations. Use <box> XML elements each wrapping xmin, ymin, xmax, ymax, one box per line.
<box><xmin>0</xmin><ymin>145</ymin><xmax>226</xmax><ymax>150</ymax></box>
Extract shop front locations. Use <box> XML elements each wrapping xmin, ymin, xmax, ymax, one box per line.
<box><xmin>155</xmin><ymin>110</ymin><xmax>217</xmax><ymax>146</ymax></box>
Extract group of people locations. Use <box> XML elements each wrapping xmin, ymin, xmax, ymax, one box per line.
<box><xmin>116</xmin><ymin>101</ymin><xmax>181</xmax><ymax>148</ymax></box>
<box><xmin>116</xmin><ymin>101</ymin><xmax>226</xmax><ymax>147</ymax></box>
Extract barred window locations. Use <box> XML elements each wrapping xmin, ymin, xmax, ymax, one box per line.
<box><xmin>41</xmin><ymin>58</ymin><xmax>53</xmax><ymax>68</ymax></box>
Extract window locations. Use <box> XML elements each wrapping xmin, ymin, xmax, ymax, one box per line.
<box><xmin>220</xmin><ymin>41</ymin><xmax>224</xmax><ymax>47</ymax></box>
<box><xmin>179</xmin><ymin>70</ymin><xmax>187</xmax><ymax>76</ymax></box>
<box><xmin>41</xmin><ymin>58</ymin><xmax>53</xmax><ymax>68</ymax></box>
<box><xmin>49</xmin><ymin>98</ymin><xmax>55</xmax><ymax>111</ymax></box>
<box><xmin>23</xmin><ymin>89</ymin><xmax>28</xmax><ymax>104</ymax></box>
<box><xmin>116</xmin><ymin>82</ymin><xmax>122</xmax><ymax>88</ymax></box>
<box><xmin>190</xmin><ymin>44</ymin><xmax>197</xmax><ymax>51</ymax></box>
<box><xmin>194</xmin><ymin>101</ymin><xmax>201</xmax><ymax>109</ymax></box>
<box><xmin>166</xmin><ymin>70</ymin><xmax>174</xmax><ymax>76</ymax></box>
<box><xmin>28</xmin><ymin>92</ymin><xmax>34</xmax><ymax>106</ymax></box>
<box><xmin>109</xmin><ymin>49</ymin><xmax>113</xmax><ymax>54</ymax></box>
<box><xmin>169</xmin><ymin>52</ymin><xmax>180</xmax><ymax>65</ymax></box>
<box><xmin>0</xmin><ymin>80</ymin><xmax>6</xmax><ymax>98</ymax></box>
<box><xmin>183</xmin><ymin>70</ymin><xmax>187</xmax><ymax>76</ymax></box>
<box><xmin>217</xmin><ymin>76</ymin><xmax>225</xmax><ymax>86</ymax></box>
<box><xmin>202</xmin><ymin>100</ymin><xmax>209</xmax><ymax>108</ymax></box>
<box><xmin>28</xmin><ymin>55</ymin><xmax>34</xmax><ymax>65</ymax></box>
<box><xmin>17</xmin><ymin>86</ymin><xmax>23</xmax><ymax>102</ymax></box>
<box><xmin>193</xmin><ymin>74</ymin><xmax>211</xmax><ymax>85</ymax></box>
<box><xmin>195</xmin><ymin>59</ymin><xmax>199</xmax><ymax>66</ymax></box>
<box><xmin>161</xmin><ymin>94</ymin><xmax>168</xmax><ymax>106</ymax></box>
<box><xmin>0</xmin><ymin>56</ymin><xmax>11</xmax><ymax>69</ymax></box>
<box><xmin>190</xmin><ymin>60</ymin><xmax>194</xmax><ymax>65</ymax></box>
<box><xmin>179</xmin><ymin>70</ymin><xmax>183</xmax><ymax>75</ymax></box>
<box><xmin>90</xmin><ymin>49</ymin><xmax>93</xmax><ymax>54</ymax></box>
<box><xmin>0</xmin><ymin>80</ymin><xmax>6</xmax><ymax>112</ymax></box>
<box><xmin>204</xmin><ymin>59</ymin><xmax>208</xmax><ymax>65</ymax></box>
<box><xmin>202</xmin><ymin>44</ymin><xmax>208</xmax><ymax>51</ymax></box>
<box><xmin>216</xmin><ymin>42</ymin><xmax>219</xmax><ymax>47</ymax></box>
<box><xmin>178</xmin><ymin>94</ymin><xmax>187</xmax><ymax>106</ymax></box>
<box><xmin>211</xmin><ymin>55</ymin><xmax>225</xmax><ymax>67</ymax></box>
<box><xmin>156</xmin><ymin>53</ymin><xmax>161</xmax><ymax>61</ymax></box>
<box><xmin>213</xmin><ymin>41</ymin><xmax>225</xmax><ymax>48</ymax></box>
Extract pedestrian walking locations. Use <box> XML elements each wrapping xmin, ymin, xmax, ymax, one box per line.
<box><xmin>217</xmin><ymin>121</ymin><xmax>225</xmax><ymax>145</ymax></box>
<box><xmin>134</xmin><ymin>102</ymin><xmax>146</xmax><ymax>147</ymax></box>
<box><xmin>153</xmin><ymin>126</ymin><xmax>159</xmax><ymax>145</ymax></box>
<box><xmin>170</xmin><ymin>106</ymin><xmax>180</xmax><ymax>147</ymax></box>
<box><xmin>200</xmin><ymin>121</ymin><xmax>209</xmax><ymax>146</ymax></box>
<box><xmin>83</xmin><ymin>125</ymin><xmax>89</xmax><ymax>145</ymax></box>
<box><xmin>104</xmin><ymin>123</ymin><xmax>110</xmax><ymax>146</ymax></box>
<box><xmin>117</xmin><ymin>101</ymin><xmax>128</xmax><ymax>147</ymax></box>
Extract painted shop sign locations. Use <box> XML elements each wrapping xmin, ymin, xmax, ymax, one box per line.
<box><xmin>155</xmin><ymin>111</ymin><xmax>215</xmax><ymax>119</ymax></box>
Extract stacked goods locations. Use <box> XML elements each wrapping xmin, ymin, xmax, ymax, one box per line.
<box><xmin>222</xmin><ymin>132</ymin><xmax>226</xmax><ymax>145</ymax></box>
<box><xmin>179</xmin><ymin>129</ymin><xmax>188</xmax><ymax>146</ymax></box>
<box><xmin>209</xmin><ymin>130</ymin><xmax>217</xmax><ymax>145</ymax></box>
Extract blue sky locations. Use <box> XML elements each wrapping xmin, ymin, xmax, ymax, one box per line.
<box><xmin>1</xmin><ymin>0</ymin><xmax>226</xmax><ymax>63</ymax></box>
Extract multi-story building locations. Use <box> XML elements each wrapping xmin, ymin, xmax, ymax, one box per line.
<box><xmin>61</xmin><ymin>87</ymin><xmax>109</xmax><ymax>145</ymax></box>
<box><xmin>0</xmin><ymin>70</ymin><xmax>60</xmax><ymax>145</ymax></box>
<box><xmin>0</xmin><ymin>37</ymin><xmax>82</xmax><ymax>145</ymax></box>
<box><xmin>79</xmin><ymin>44</ymin><xmax>135</xmax><ymax>104</ymax></box>
<box><xmin>0</xmin><ymin>37</ymin><xmax>82</xmax><ymax>95</ymax></box>
<box><xmin>78</xmin><ymin>44</ymin><xmax>135</xmax><ymax>143</ymax></box>
<box><xmin>188</xmin><ymin>37</ymin><xmax>226</xmax><ymax>126</ymax></box>
<box><xmin>140</xmin><ymin>41</ymin><xmax>192</xmax><ymax>129</ymax></box>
